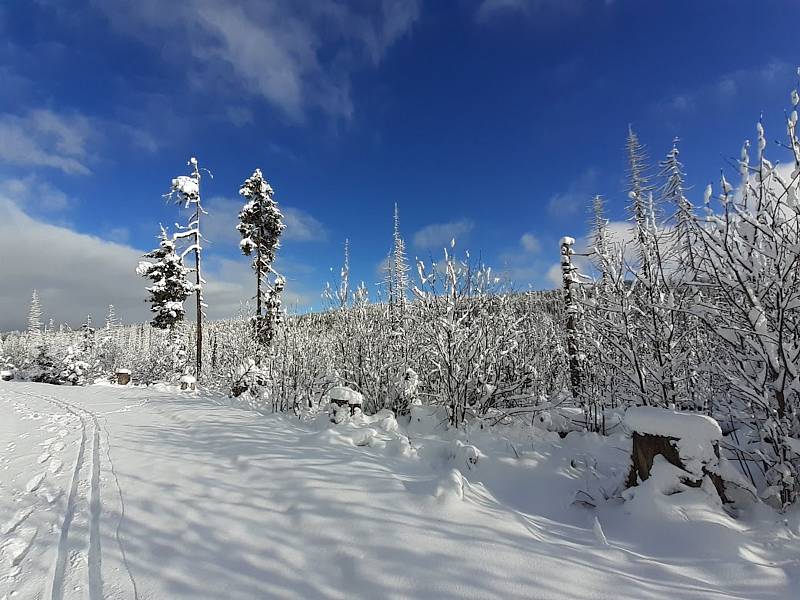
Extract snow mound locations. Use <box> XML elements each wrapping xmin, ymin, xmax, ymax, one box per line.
<box><xmin>624</xmin><ymin>407</ymin><xmax>721</xmax><ymax>441</ymax></box>
<box><xmin>329</xmin><ymin>386</ymin><xmax>363</xmax><ymax>405</ymax></box>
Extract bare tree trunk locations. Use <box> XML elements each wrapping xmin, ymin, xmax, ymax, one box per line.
<box><xmin>194</xmin><ymin>206</ymin><xmax>203</xmax><ymax>381</ymax></box>
<box><xmin>560</xmin><ymin>237</ymin><xmax>582</xmax><ymax>398</ymax></box>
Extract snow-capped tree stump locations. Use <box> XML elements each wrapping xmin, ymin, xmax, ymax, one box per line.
<box><xmin>329</xmin><ymin>386</ymin><xmax>363</xmax><ymax>417</ymax></box>
<box><xmin>180</xmin><ymin>374</ymin><xmax>196</xmax><ymax>391</ymax></box>
<box><xmin>624</xmin><ymin>407</ymin><xmax>728</xmax><ymax>501</ymax></box>
<box><xmin>115</xmin><ymin>369</ymin><xmax>131</xmax><ymax>386</ymax></box>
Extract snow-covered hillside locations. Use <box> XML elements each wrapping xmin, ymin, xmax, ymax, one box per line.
<box><xmin>1</xmin><ymin>381</ymin><xmax>797</xmax><ymax>599</ymax></box>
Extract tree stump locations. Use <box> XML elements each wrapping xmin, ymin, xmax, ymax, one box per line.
<box><xmin>328</xmin><ymin>386</ymin><xmax>363</xmax><ymax>418</ymax></box>
<box><xmin>116</xmin><ymin>369</ymin><xmax>131</xmax><ymax>386</ymax></box>
<box><xmin>624</xmin><ymin>407</ymin><xmax>728</xmax><ymax>502</ymax></box>
<box><xmin>180</xmin><ymin>374</ymin><xmax>196</xmax><ymax>391</ymax></box>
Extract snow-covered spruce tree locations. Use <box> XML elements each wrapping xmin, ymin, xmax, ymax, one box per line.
<box><xmin>80</xmin><ymin>314</ymin><xmax>96</xmax><ymax>354</ymax></box>
<box><xmin>338</xmin><ymin>238</ymin><xmax>350</xmax><ymax>310</ymax></box>
<box><xmin>105</xmin><ymin>304</ymin><xmax>119</xmax><ymax>330</ymax></box>
<box><xmin>322</xmin><ymin>238</ymin><xmax>351</xmax><ymax>310</ymax></box>
<box><xmin>623</xmin><ymin>128</ymin><xmax>683</xmax><ymax>408</ymax></box>
<box><xmin>689</xmin><ymin>102</ymin><xmax>800</xmax><ymax>508</ymax></box>
<box><xmin>59</xmin><ymin>345</ymin><xmax>89</xmax><ymax>386</ymax></box>
<box><xmin>168</xmin><ymin>157</ymin><xmax>206</xmax><ymax>379</ymax></box>
<box><xmin>658</xmin><ymin>139</ymin><xmax>711</xmax><ymax>412</ymax></box>
<box><xmin>136</xmin><ymin>226</ymin><xmax>195</xmax><ymax>377</ymax></box>
<box><xmin>28</xmin><ymin>289</ymin><xmax>42</xmax><ymax>336</ymax></box>
<box><xmin>237</xmin><ymin>168</ymin><xmax>285</xmax><ymax>348</ymax></box>
<box><xmin>391</xmin><ymin>203</ymin><xmax>410</xmax><ymax>327</ymax></box>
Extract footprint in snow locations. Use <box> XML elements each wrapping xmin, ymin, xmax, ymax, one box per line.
<box><xmin>36</xmin><ymin>486</ymin><xmax>61</xmax><ymax>505</ymax></box>
<box><xmin>4</xmin><ymin>526</ymin><xmax>38</xmax><ymax>567</ymax></box>
<box><xmin>25</xmin><ymin>473</ymin><xmax>45</xmax><ymax>494</ymax></box>
<box><xmin>1</xmin><ymin>507</ymin><xmax>34</xmax><ymax>536</ymax></box>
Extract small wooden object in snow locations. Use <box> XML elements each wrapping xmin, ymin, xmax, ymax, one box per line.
<box><xmin>329</xmin><ymin>386</ymin><xmax>363</xmax><ymax>416</ymax></box>
<box><xmin>180</xmin><ymin>374</ymin><xmax>197</xmax><ymax>391</ymax></box>
<box><xmin>115</xmin><ymin>369</ymin><xmax>131</xmax><ymax>386</ymax></box>
<box><xmin>624</xmin><ymin>406</ymin><xmax>727</xmax><ymax>501</ymax></box>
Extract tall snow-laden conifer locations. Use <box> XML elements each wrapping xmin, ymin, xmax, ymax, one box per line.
<box><xmin>237</xmin><ymin>168</ymin><xmax>285</xmax><ymax>347</ymax></box>
<box><xmin>338</xmin><ymin>238</ymin><xmax>350</xmax><ymax>309</ymax></box>
<box><xmin>390</xmin><ymin>203</ymin><xmax>410</xmax><ymax>326</ymax></box>
<box><xmin>28</xmin><ymin>289</ymin><xmax>42</xmax><ymax>335</ymax></box>
<box><xmin>169</xmin><ymin>157</ymin><xmax>206</xmax><ymax>379</ymax></box>
<box><xmin>105</xmin><ymin>304</ymin><xmax>119</xmax><ymax>330</ymax></box>
<box><xmin>392</xmin><ymin>202</ymin><xmax>411</xmax><ymax>321</ymax></box>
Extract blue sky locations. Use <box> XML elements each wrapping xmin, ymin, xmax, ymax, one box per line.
<box><xmin>0</xmin><ymin>0</ymin><xmax>798</xmax><ymax>329</ymax></box>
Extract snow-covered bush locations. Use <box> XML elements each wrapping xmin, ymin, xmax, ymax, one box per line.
<box><xmin>59</xmin><ymin>345</ymin><xmax>90</xmax><ymax>386</ymax></box>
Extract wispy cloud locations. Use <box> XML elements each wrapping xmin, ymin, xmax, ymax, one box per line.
<box><xmin>547</xmin><ymin>167</ymin><xmax>597</xmax><ymax>219</ymax></box>
<box><xmin>475</xmin><ymin>0</ymin><xmax>605</xmax><ymax>23</ymax></box>
<box><xmin>0</xmin><ymin>174</ymin><xmax>72</xmax><ymax>211</ymax></box>
<box><xmin>652</xmin><ymin>60</ymin><xmax>794</xmax><ymax>115</ymax></box>
<box><xmin>0</xmin><ymin>109</ymin><xmax>92</xmax><ymax>175</ymax></box>
<box><xmin>412</xmin><ymin>218</ymin><xmax>474</xmax><ymax>251</ymax></box>
<box><xmin>94</xmin><ymin>0</ymin><xmax>420</xmax><ymax>122</ymax></box>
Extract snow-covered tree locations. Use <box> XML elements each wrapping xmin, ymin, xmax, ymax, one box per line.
<box><xmin>390</xmin><ymin>203</ymin><xmax>410</xmax><ymax>326</ymax></box>
<box><xmin>28</xmin><ymin>289</ymin><xmax>42</xmax><ymax>336</ymax></box>
<box><xmin>137</xmin><ymin>227</ymin><xmax>194</xmax><ymax>332</ymax></box>
<box><xmin>237</xmin><ymin>168</ymin><xmax>285</xmax><ymax>347</ymax></box>
<box><xmin>168</xmin><ymin>157</ymin><xmax>207</xmax><ymax>378</ymax></box>
<box><xmin>59</xmin><ymin>345</ymin><xmax>89</xmax><ymax>386</ymax></box>
<box><xmin>105</xmin><ymin>304</ymin><xmax>119</xmax><ymax>330</ymax></box>
<box><xmin>689</xmin><ymin>107</ymin><xmax>800</xmax><ymax>508</ymax></box>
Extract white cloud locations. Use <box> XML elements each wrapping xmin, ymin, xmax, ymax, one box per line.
<box><xmin>546</xmin><ymin>262</ymin><xmax>562</xmax><ymax>288</ymax></box>
<box><xmin>0</xmin><ymin>108</ymin><xmax>157</xmax><ymax>175</ymax></box>
<box><xmin>0</xmin><ymin>175</ymin><xmax>72</xmax><ymax>211</ymax></box>
<box><xmin>0</xmin><ymin>109</ymin><xmax>92</xmax><ymax>175</ymax></box>
<box><xmin>547</xmin><ymin>168</ymin><xmax>597</xmax><ymax>218</ymax></box>
<box><xmin>0</xmin><ymin>197</ymin><xmax>148</xmax><ymax>330</ymax></box>
<box><xmin>283</xmin><ymin>206</ymin><xmax>328</xmax><ymax>242</ymax></box>
<box><xmin>412</xmin><ymin>219</ymin><xmax>474</xmax><ymax>251</ymax></box>
<box><xmin>495</xmin><ymin>232</ymin><xmax>546</xmax><ymax>288</ymax></box>
<box><xmin>0</xmin><ymin>194</ymin><xmax>317</xmax><ymax>331</ymax></box>
<box><xmin>520</xmin><ymin>232</ymin><xmax>541</xmax><ymax>253</ymax></box>
<box><xmin>94</xmin><ymin>0</ymin><xmax>420</xmax><ymax>121</ymax></box>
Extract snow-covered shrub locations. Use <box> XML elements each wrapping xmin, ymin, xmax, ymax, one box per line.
<box><xmin>59</xmin><ymin>345</ymin><xmax>90</xmax><ymax>386</ymax></box>
<box><xmin>230</xmin><ymin>359</ymin><xmax>269</xmax><ymax>402</ymax></box>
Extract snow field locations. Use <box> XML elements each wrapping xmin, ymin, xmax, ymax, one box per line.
<box><xmin>1</xmin><ymin>382</ymin><xmax>798</xmax><ymax>599</ymax></box>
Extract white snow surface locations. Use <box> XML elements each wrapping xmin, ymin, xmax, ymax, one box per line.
<box><xmin>0</xmin><ymin>382</ymin><xmax>797</xmax><ymax>599</ymax></box>
<box><xmin>624</xmin><ymin>406</ymin><xmax>722</xmax><ymax>441</ymax></box>
<box><xmin>328</xmin><ymin>385</ymin><xmax>363</xmax><ymax>405</ymax></box>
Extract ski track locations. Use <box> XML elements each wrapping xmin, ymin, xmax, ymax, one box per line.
<box><xmin>7</xmin><ymin>388</ymin><xmax>117</xmax><ymax>600</ymax></box>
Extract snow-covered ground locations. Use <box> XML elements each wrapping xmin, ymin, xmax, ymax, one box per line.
<box><xmin>1</xmin><ymin>381</ymin><xmax>798</xmax><ymax>599</ymax></box>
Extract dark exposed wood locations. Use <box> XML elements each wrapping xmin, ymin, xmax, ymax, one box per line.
<box><xmin>626</xmin><ymin>432</ymin><xmax>728</xmax><ymax>502</ymax></box>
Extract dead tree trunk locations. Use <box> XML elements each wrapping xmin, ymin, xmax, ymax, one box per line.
<box><xmin>560</xmin><ymin>237</ymin><xmax>582</xmax><ymax>398</ymax></box>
